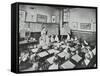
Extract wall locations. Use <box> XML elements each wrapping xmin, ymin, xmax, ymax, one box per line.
<box><xmin>19</xmin><ymin>5</ymin><xmax>60</xmax><ymax>23</ymax></box>
<box><xmin>69</xmin><ymin>8</ymin><xmax>96</xmax><ymax>45</ymax></box>
<box><xmin>60</xmin><ymin>8</ymin><xmax>96</xmax><ymax>35</ymax></box>
<box><xmin>19</xmin><ymin>5</ymin><xmax>60</xmax><ymax>38</ymax></box>
<box><xmin>69</xmin><ymin>8</ymin><xmax>96</xmax><ymax>31</ymax></box>
<box><xmin>19</xmin><ymin>5</ymin><xmax>96</xmax><ymax>45</ymax></box>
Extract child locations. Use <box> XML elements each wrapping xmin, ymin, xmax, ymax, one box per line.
<box><xmin>31</xmin><ymin>45</ymin><xmax>38</xmax><ymax>53</ymax></box>
<box><xmin>51</xmin><ymin>35</ymin><xmax>55</xmax><ymax>42</ymax></box>
<box><xmin>55</xmin><ymin>35</ymin><xmax>59</xmax><ymax>42</ymax></box>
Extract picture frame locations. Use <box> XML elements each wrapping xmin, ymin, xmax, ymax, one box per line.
<box><xmin>25</xmin><ymin>12</ymin><xmax>36</xmax><ymax>22</ymax></box>
<box><xmin>19</xmin><ymin>10</ymin><xmax>26</xmax><ymax>22</ymax></box>
<box><xmin>51</xmin><ymin>16</ymin><xmax>56</xmax><ymax>23</ymax></box>
<box><xmin>37</xmin><ymin>14</ymin><xmax>47</xmax><ymax>23</ymax></box>
<box><xmin>11</xmin><ymin>2</ymin><xmax>97</xmax><ymax>74</ymax></box>
<box><xmin>80</xmin><ymin>23</ymin><xmax>91</xmax><ymax>30</ymax></box>
<box><xmin>71</xmin><ymin>22</ymin><xmax>78</xmax><ymax>30</ymax></box>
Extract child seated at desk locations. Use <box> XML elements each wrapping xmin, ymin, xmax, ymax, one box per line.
<box><xmin>19</xmin><ymin>51</ymin><xmax>33</xmax><ymax>70</ymax></box>
<box><xmin>29</xmin><ymin>51</ymin><xmax>39</xmax><ymax>71</ymax></box>
<box><xmin>31</xmin><ymin>59</ymin><xmax>39</xmax><ymax>71</ymax></box>
<box><xmin>39</xmin><ymin>34</ymin><xmax>49</xmax><ymax>50</ymax></box>
<box><xmin>62</xmin><ymin>45</ymin><xmax>69</xmax><ymax>53</ymax></box>
<box><xmin>55</xmin><ymin>35</ymin><xmax>59</xmax><ymax>42</ymax></box>
<box><xmin>69</xmin><ymin>47</ymin><xmax>76</xmax><ymax>56</ymax></box>
<box><xmin>48</xmin><ymin>58</ymin><xmax>59</xmax><ymax>70</ymax></box>
<box><xmin>50</xmin><ymin>35</ymin><xmax>55</xmax><ymax>43</ymax></box>
<box><xmin>31</xmin><ymin>45</ymin><xmax>38</xmax><ymax>53</ymax></box>
<box><xmin>19</xmin><ymin>51</ymin><xmax>29</xmax><ymax>63</ymax></box>
<box><xmin>81</xmin><ymin>46</ymin><xmax>93</xmax><ymax>67</ymax></box>
<box><xmin>61</xmin><ymin>46</ymin><xmax>71</xmax><ymax>60</ymax></box>
<box><xmin>29</xmin><ymin>53</ymin><xmax>36</xmax><ymax>62</ymax></box>
<box><xmin>92</xmin><ymin>46</ymin><xmax>96</xmax><ymax>56</ymax></box>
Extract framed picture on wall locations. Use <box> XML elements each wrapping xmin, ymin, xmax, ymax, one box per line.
<box><xmin>19</xmin><ymin>10</ymin><xmax>26</xmax><ymax>21</ymax></box>
<box><xmin>71</xmin><ymin>22</ymin><xmax>78</xmax><ymax>30</ymax></box>
<box><xmin>51</xmin><ymin>16</ymin><xmax>56</xmax><ymax>23</ymax></box>
<box><xmin>11</xmin><ymin>2</ymin><xmax>97</xmax><ymax>74</ymax></box>
<box><xmin>37</xmin><ymin>14</ymin><xmax>47</xmax><ymax>23</ymax></box>
<box><xmin>25</xmin><ymin>12</ymin><xmax>36</xmax><ymax>22</ymax></box>
<box><xmin>80</xmin><ymin>23</ymin><xmax>91</xmax><ymax>30</ymax></box>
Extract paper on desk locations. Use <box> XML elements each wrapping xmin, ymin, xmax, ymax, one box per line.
<box><xmin>49</xmin><ymin>63</ymin><xmax>58</xmax><ymax>70</ymax></box>
<box><xmin>48</xmin><ymin>49</ymin><xmax>59</xmax><ymax>54</ymax></box>
<box><xmin>47</xmin><ymin>49</ymin><xmax>55</xmax><ymax>54</ymax></box>
<box><xmin>92</xmin><ymin>48</ymin><xmax>96</xmax><ymax>56</ymax></box>
<box><xmin>61</xmin><ymin>60</ymin><xmax>75</xmax><ymax>69</ymax></box>
<box><xmin>47</xmin><ymin>56</ymin><xmax>56</xmax><ymax>64</ymax></box>
<box><xmin>71</xmin><ymin>54</ymin><xmax>82</xmax><ymax>62</ymax></box>
<box><xmin>57</xmin><ymin>52</ymin><xmax>67</xmax><ymax>58</ymax></box>
<box><xmin>84</xmin><ymin>58</ymin><xmax>90</xmax><ymax>66</ymax></box>
<box><xmin>54</xmin><ymin>50</ymin><xmax>60</xmax><ymax>54</ymax></box>
<box><xmin>31</xmin><ymin>48</ymin><xmax>38</xmax><ymax>53</ymax></box>
<box><xmin>37</xmin><ymin>51</ymin><xmax>48</xmax><ymax>57</ymax></box>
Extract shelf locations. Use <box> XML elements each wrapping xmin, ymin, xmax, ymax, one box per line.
<box><xmin>25</xmin><ymin>21</ymin><xmax>60</xmax><ymax>25</ymax></box>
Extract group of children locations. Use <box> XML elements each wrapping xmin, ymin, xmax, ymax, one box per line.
<box><xmin>19</xmin><ymin>27</ymin><xmax>96</xmax><ymax>71</ymax></box>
